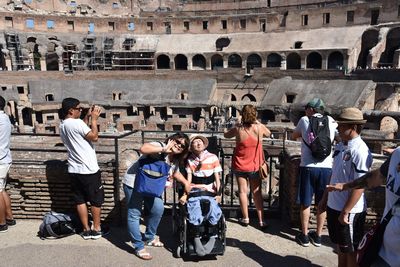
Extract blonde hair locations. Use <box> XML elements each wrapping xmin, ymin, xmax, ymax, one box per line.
<box><xmin>241</xmin><ymin>105</ymin><xmax>257</xmax><ymax>125</ymax></box>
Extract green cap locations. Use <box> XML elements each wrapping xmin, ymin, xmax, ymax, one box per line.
<box><xmin>306</xmin><ymin>98</ymin><xmax>325</xmax><ymax>109</ymax></box>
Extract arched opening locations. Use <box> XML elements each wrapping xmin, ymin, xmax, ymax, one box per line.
<box><xmin>306</xmin><ymin>52</ymin><xmax>322</xmax><ymax>69</ymax></box>
<box><xmin>192</xmin><ymin>54</ymin><xmax>206</xmax><ymax>70</ymax></box>
<box><xmin>211</xmin><ymin>54</ymin><xmax>223</xmax><ymax>70</ymax></box>
<box><xmin>267</xmin><ymin>53</ymin><xmax>282</xmax><ymax>68</ymax></box>
<box><xmin>241</xmin><ymin>94</ymin><xmax>256</xmax><ymax>102</ymax></box>
<box><xmin>33</xmin><ymin>44</ymin><xmax>41</xmax><ymax>70</ymax></box>
<box><xmin>46</xmin><ymin>53</ymin><xmax>59</xmax><ymax>71</ymax></box>
<box><xmin>378</xmin><ymin>27</ymin><xmax>400</xmax><ymax>67</ymax></box>
<box><xmin>0</xmin><ymin>45</ymin><xmax>6</xmax><ymax>70</ymax></box>
<box><xmin>357</xmin><ymin>29</ymin><xmax>379</xmax><ymax>68</ymax></box>
<box><xmin>230</xmin><ymin>94</ymin><xmax>237</xmax><ymax>101</ymax></box>
<box><xmin>62</xmin><ymin>44</ymin><xmax>76</xmax><ymax>71</ymax></box>
<box><xmin>286</xmin><ymin>53</ymin><xmax>301</xmax><ymax>69</ymax></box>
<box><xmin>174</xmin><ymin>54</ymin><xmax>188</xmax><ymax>70</ymax></box>
<box><xmin>247</xmin><ymin>54</ymin><xmax>262</xmax><ymax>69</ymax></box>
<box><xmin>328</xmin><ymin>51</ymin><xmax>344</xmax><ymax>69</ymax></box>
<box><xmin>22</xmin><ymin>107</ymin><xmax>33</xmax><ymax>126</ymax></box>
<box><xmin>259</xmin><ymin>109</ymin><xmax>275</xmax><ymax>123</ymax></box>
<box><xmin>157</xmin><ymin>54</ymin><xmax>170</xmax><ymax>69</ymax></box>
<box><xmin>228</xmin><ymin>54</ymin><xmax>242</xmax><ymax>68</ymax></box>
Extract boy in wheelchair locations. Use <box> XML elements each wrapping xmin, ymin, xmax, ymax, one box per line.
<box><xmin>179</xmin><ymin>135</ymin><xmax>223</xmax><ymax>256</ymax></box>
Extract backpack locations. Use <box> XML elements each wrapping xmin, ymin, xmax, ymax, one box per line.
<box><xmin>303</xmin><ymin>115</ymin><xmax>332</xmax><ymax>161</ymax></box>
<box><xmin>38</xmin><ymin>211</ymin><xmax>76</xmax><ymax>239</ymax></box>
<box><xmin>134</xmin><ymin>155</ymin><xmax>171</xmax><ymax>197</ymax></box>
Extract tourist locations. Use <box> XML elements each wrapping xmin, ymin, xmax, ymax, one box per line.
<box><xmin>123</xmin><ymin>132</ymin><xmax>190</xmax><ymax>260</ymax></box>
<box><xmin>327</xmin><ymin>147</ymin><xmax>400</xmax><ymax>267</ymax></box>
<box><xmin>319</xmin><ymin>107</ymin><xmax>372</xmax><ymax>267</ymax></box>
<box><xmin>0</xmin><ymin>96</ymin><xmax>16</xmax><ymax>233</ymax></box>
<box><xmin>291</xmin><ymin>98</ymin><xmax>337</xmax><ymax>247</ymax></box>
<box><xmin>224</xmin><ymin>104</ymin><xmax>271</xmax><ymax>229</ymax></box>
<box><xmin>59</xmin><ymin>97</ymin><xmax>108</xmax><ymax>240</ymax></box>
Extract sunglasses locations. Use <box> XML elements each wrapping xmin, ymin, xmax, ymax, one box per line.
<box><xmin>72</xmin><ymin>107</ymin><xmax>83</xmax><ymax>111</ymax></box>
<box><xmin>174</xmin><ymin>140</ymin><xmax>187</xmax><ymax>149</ymax></box>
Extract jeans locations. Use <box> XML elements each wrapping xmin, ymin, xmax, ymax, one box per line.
<box><xmin>123</xmin><ymin>184</ymin><xmax>164</xmax><ymax>251</ymax></box>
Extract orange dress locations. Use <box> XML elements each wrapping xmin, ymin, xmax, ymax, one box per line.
<box><xmin>232</xmin><ymin>131</ymin><xmax>264</xmax><ymax>172</ymax></box>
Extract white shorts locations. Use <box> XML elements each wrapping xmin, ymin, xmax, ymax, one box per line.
<box><xmin>0</xmin><ymin>164</ymin><xmax>11</xmax><ymax>191</ymax></box>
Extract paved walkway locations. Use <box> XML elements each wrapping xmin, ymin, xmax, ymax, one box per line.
<box><xmin>0</xmin><ymin>217</ymin><xmax>337</xmax><ymax>267</ymax></box>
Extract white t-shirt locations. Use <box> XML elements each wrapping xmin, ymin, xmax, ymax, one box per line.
<box><xmin>59</xmin><ymin>118</ymin><xmax>99</xmax><ymax>174</ymax></box>
<box><xmin>0</xmin><ymin>111</ymin><xmax>12</xmax><ymax>164</ymax></box>
<box><xmin>123</xmin><ymin>142</ymin><xmax>179</xmax><ymax>188</ymax></box>
<box><xmin>294</xmin><ymin>114</ymin><xmax>338</xmax><ymax>168</ymax></box>
<box><xmin>379</xmin><ymin>147</ymin><xmax>400</xmax><ymax>267</ymax></box>
<box><xmin>328</xmin><ymin>136</ymin><xmax>372</xmax><ymax>213</ymax></box>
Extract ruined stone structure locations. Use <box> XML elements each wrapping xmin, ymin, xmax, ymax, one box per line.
<box><xmin>0</xmin><ymin>0</ymin><xmax>399</xmax><ymax>223</ymax></box>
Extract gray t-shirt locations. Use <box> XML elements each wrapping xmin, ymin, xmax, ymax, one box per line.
<box><xmin>123</xmin><ymin>142</ymin><xmax>178</xmax><ymax>188</ymax></box>
<box><xmin>0</xmin><ymin>111</ymin><xmax>12</xmax><ymax>164</ymax></box>
<box><xmin>60</xmin><ymin>118</ymin><xmax>99</xmax><ymax>174</ymax></box>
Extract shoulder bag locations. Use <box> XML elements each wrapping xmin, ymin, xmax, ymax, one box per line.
<box><xmin>357</xmin><ymin>197</ymin><xmax>400</xmax><ymax>267</ymax></box>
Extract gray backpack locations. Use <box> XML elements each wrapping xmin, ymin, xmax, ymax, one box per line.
<box><xmin>38</xmin><ymin>211</ymin><xmax>76</xmax><ymax>239</ymax></box>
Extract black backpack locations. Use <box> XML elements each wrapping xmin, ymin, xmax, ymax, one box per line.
<box><xmin>38</xmin><ymin>211</ymin><xmax>76</xmax><ymax>239</ymax></box>
<box><xmin>303</xmin><ymin>115</ymin><xmax>332</xmax><ymax>161</ymax></box>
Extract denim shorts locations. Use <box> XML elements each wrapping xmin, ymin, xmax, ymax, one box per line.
<box><xmin>233</xmin><ymin>169</ymin><xmax>260</xmax><ymax>180</ymax></box>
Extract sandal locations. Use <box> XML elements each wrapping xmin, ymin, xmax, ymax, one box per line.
<box><xmin>238</xmin><ymin>218</ymin><xmax>249</xmax><ymax>227</ymax></box>
<box><xmin>146</xmin><ymin>237</ymin><xmax>164</xmax><ymax>247</ymax></box>
<box><xmin>259</xmin><ymin>221</ymin><xmax>269</xmax><ymax>230</ymax></box>
<box><xmin>134</xmin><ymin>249</ymin><xmax>153</xmax><ymax>260</ymax></box>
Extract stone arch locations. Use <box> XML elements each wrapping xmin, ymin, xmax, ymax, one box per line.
<box><xmin>22</xmin><ymin>107</ymin><xmax>33</xmax><ymax>126</ymax></box>
<box><xmin>328</xmin><ymin>51</ymin><xmax>344</xmax><ymax>69</ymax></box>
<box><xmin>192</xmin><ymin>54</ymin><xmax>206</xmax><ymax>70</ymax></box>
<box><xmin>174</xmin><ymin>54</ymin><xmax>188</xmax><ymax>70</ymax></box>
<box><xmin>286</xmin><ymin>52</ymin><xmax>301</xmax><ymax>69</ymax></box>
<box><xmin>211</xmin><ymin>54</ymin><xmax>223</xmax><ymax>70</ymax></box>
<box><xmin>306</xmin><ymin>52</ymin><xmax>322</xmax><ymax>69</ymax></box>
<box><xmin>357</xmin><ymin>29</ymin><xmax>379</xmax><ymax>68</ymax></box>
<box><xmin>241</xmin><ymin>94</ymin><xmax>256</xmax><ymax>102</ymax></box>
<box><xmin>228</xmin><ymin>54</ymin><xmax>242</xmax><ymax>68</ymax></box>
<box><xmin>230</xmin><ymin>94</ymin><xmax>237</xmax><ymax>101</ymax></box>
<box><xmin>267</xmin><ymin>53</ymin><xmax>282</xmax><ymax>68</ymax></box>
<box><xmin>62</xmin><ymin>43</ymin><xmax>76</xmax><ymax>71</ymax></box>
<box><xmin>157</xmin><ymin>54</ymin><xmax>170</xmax><ymax>69</ymax></box>
<box><xmin>379</xmin><ymin>27</ymin><xmax>400</xmax><ymax>67</ymax></box>
<box><xmin>247</xmin><ymin>53</ymin><xmax>262</xmax><ymax>69</ymax></box>
<box><xmin>46</xmin><ymin>52</ymin><xmax>59</xmax><ymax>71</ymax></box>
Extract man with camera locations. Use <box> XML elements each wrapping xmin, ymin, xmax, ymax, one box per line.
<box><xmin>59</xmin><ymin>98</ymin><xmax>108</xmax><ymax>240</ymax></box>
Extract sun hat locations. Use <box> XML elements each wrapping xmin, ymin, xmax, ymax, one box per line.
<box><xmin>189</xmin><ymin>135</ymin><xmax>209</xmax><ymax>149</ymax></box>
<box><xmin>305</xmin><ymin>98</ymin><xmax>325</xmax><ymax>109</ymax></box>
<box><xmin>336</xmin><ymin>107</ymin><xmax>366</xmax><ymax>124</ymax></box>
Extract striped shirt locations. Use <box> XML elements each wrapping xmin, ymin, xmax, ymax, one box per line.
<box><xmin>186</xmin><ymin>150</ymin><xmax>222</xmax><ymax>178</ymax></box>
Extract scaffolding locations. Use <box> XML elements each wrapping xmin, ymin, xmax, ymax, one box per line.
<box><xmin>5</xmin><ymin>33</ymin><xmax>33</xmax><ymax>71</ymax></box>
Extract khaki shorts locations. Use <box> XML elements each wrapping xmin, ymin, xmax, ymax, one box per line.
<box><xmin>0</xmin><ymin>163</ymin><xmax>11</xmax><ymax>192</ymax></box>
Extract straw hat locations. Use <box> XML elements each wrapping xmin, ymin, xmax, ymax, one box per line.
<box><xmin>189</xmin><ymin>135</ymin><xmax>209</xmax><ymax>149</ymax></box>
<box><xmin>336</xmin><ymin>107</ymin><xmax>366</xmax><ymax>124</ymax></box>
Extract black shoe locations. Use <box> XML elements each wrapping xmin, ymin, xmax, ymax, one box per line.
<box><xmin>80</xmin><ymin>230</ymin><xmax>92</xmax><ymax>240</ymax></box>
<box><xmin>91</xmin><ymin>225</ymin><xmax>110</xmax><ymax>240</ymax></box>
<box><xmin>0</xmin><ymin>224</ymin><xmax>8</xmax><ymax>233</ymax></box>
<box><xmin>296</xmin><ymin>233</ymin><xmax>310</xmax><ymax>247</ymax></box>
<box><xmin>6</xmin><ymin>218</ymin><xmax>16</xmax><ymax>227</ymax></box>
<box><xmin>308</xmin><ymin>231</ymin><xmax>322</xmax><ymax>247</ymax></box>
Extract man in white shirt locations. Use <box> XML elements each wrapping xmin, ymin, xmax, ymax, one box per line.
<box><xmin>0</xmin><ymin>96</ymin><xmax>16</xmax><ymax>233</ymax></box>
<box><xmin>292</xmin><ymin>98</ymin><xmax>338</xmax><ymax>247</ymax></box>
<box><xmin>59</xmin><ymin>97</ymin><xmax>107</xmax><ymax>240</ymax></box>
<box><xmin>321</xmin><ymin>107</ymin><xmax>372</xmax><ymax>267</ymax></box>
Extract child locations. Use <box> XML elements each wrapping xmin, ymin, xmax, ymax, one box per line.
<box><xmin>182</xmin><ymin>135</ymin><xmax>222</xmax><ymax>226</ymax></box>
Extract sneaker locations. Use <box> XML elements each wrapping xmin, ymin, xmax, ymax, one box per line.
<box><xmin>296</xmin><ymin>233</ymin><xmax>310</xmax><ymax>247</ymax></box>
<box><xmin>309</xmin><ymin>231</ymin><xmax>322</xmax><ymax>247</ymax></box>
<box><xmin>80</xmin><ymin>230</ymin><xmax>92</xmax><ymax>240</ymax></box>
<box><xmin>91</xmin><ymin>225</ymin><xmax>110</xmax><ymax>240</ymax></box>
<box><xmin>6</xmin><ymin>218</ymin><xmax>16</xmax><ymax>227</ymax></box>
<box><xmin>0</xmin><ymin>224</ymin><xmax>8</xmax><ymax>233</ymax></box>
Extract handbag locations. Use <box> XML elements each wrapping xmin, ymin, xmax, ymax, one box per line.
<box><xmin>134</xmin><ymin>156</ymin><xmax>171</xmax><ymax>197</ymax></box>
<box><xmin>255</xmin><ymin>124</ymin><xmax>269</xmax><ymax>180</ymax></box>
<box><xmin>357</xmin><ymin>197</ymin><xmax>400</xmax><ymax>267</ymax></box>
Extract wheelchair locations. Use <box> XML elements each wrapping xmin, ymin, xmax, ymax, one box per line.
<box><xmin>172</xmin><ymin>187</ymin><xmax>226</xmax><ymax>258</ymax></box>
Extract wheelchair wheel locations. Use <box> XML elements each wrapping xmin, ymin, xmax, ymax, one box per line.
<box><xmin>176</xmin><ymin>245</ymin><xmax>182</xmax><ymax>258</ymax></box>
